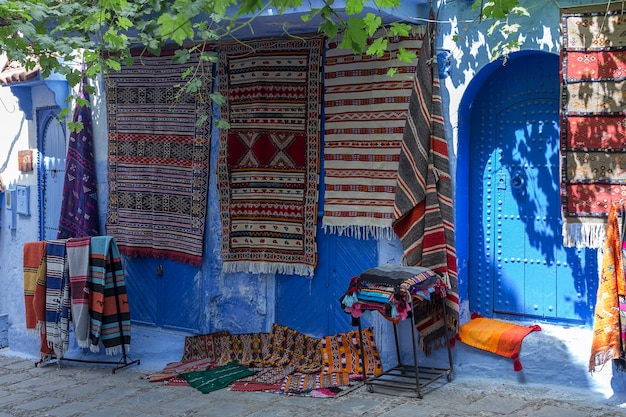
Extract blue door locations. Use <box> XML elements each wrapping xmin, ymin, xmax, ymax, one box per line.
<box><xmin>468</xmin><ymin>53</ymin><xmax>597</xmax><ymax>324</ymax></box>
<box><xmin>275</xmin><ymin>224</ymin><xmax>378</xmax><ymax>337</ymax></box>
<box><xmin>124</xmin><ymin>257</ymin><xmax>205</xmax><ymax>332</ymax></box>
<box><xmin>37</xmin><ymin>107</ymin><xmax>66</xmax><ymax>241</ymax></box>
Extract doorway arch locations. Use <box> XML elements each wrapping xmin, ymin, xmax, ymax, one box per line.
<box><xmin>457</xmin><ymin>51</ymin><xmax>597</xmax><ymax>324</ymax></box>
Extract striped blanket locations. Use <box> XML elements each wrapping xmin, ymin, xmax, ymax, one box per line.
<box><xmin>392</xmin><ymin>23</ymin><xmax>459</xmax><ymax>352</ymax></box>
<box><xmin>322</xmin><ymin>26</ymin><xmax>426</xmax><ymax>239</ymax></box>
<box><xmin>32</xmin><ymin>243</ymin><xmax>53</xmax><ymax>364</ymax></box>
<box><xmin>45</xmin><ymin>239</ymin><xmax>71</xmax><ymax>358</ymax></box>
<box><xmin>217</xmin><ymin>36</ymin><xmax>323</xmax><ymax>276</ymax></box>
<box><xmin>89</xmin><ymin>236</ymin><xmax>131</xmax><ymax>355</ymax></box>
<box><xmin>23</xmin><ymin>241</ymin><xmax>46</xmax><ymax>330</ymax></box>
<box><xmin>66</xmin><ymin>237</ymin><xmax>92</xmax><ymax>348</ymax></box>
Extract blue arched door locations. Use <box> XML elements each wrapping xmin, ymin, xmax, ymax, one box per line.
<box><xmin>467</xmin><ymin>52</ymin><xmax>597</xmax><ymax>324</ymax></box>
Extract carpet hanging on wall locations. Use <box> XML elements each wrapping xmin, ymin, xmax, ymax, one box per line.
<box><xmin>58</xmin><ymin>79</ymin><xmax>100</xmax><ymax>239</ymax></box>
<box><xmin>217</xmin><ymin>36</ymin><xmax>323</xmax><ymax>276</ymax></box>
<box><xmin>392</xmin><ymin>22</ymin><xmax>459</xmax><ymax>349</ymax></box>
<box><xmin>105</xmin><ymin>51</ymin><xmax>212</xmax><ymax>266</ymax></box>
<box><xmin>322</xmin><ymin>25</ymin><xmax>426</xmax><ymax>239</ymax></box>
<box><xmin>560</xmin><ymin>6</ymin><xmax>626</xmax><ymax>248</ymax></box>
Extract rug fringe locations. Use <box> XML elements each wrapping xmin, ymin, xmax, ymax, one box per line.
<box><xmin>562</xmin><ymin>222</ymin><xmax>606</xmax><ymax>248</ymax></box>
<box><xmin>322</xmin><ymin>224</ymin><xmax>396</xmax><ymax>240</ymax></box>
<box><xmin>222</xmin><ymin>261</ymin><xmax>314</xmax><ymax>277</ymax></box>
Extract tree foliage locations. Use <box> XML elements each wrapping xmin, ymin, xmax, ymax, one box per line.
<box><xmin>0</xmin><ymin>0</ymin><xmax>414</xmax><ymax>90</ymax></box>
<box><xmin>0</xmin><ymin>0</ymin><xmax>527</xmax><ymax>127</ymax></box>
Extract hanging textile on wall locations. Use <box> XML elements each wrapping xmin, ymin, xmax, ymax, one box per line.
<box><xmin>561</xmin><ymin>7</ymin><xmax>626</xmax><ymax>248</ymax></box>
<box><xmin>322</xmin><ymin>25</ymin><xmax>426</xmax><ymax>239</ymax></box>
<box><xmin>58</xmin><ymin>80</ymin><xmax>100</xmax><ymax>239</ymax></box>
<box><xmin>105</xmin><ymin>51</ymin><xmax>213</xmax><ymax>266</ymax></box>
<box><xmin>217</xmin><ymin>36</ymin><xmax>323</xmax><ymax>276</ymax></box>
<box><xmin>589</xmin><ymin>204</ymin><xmax>625</xmax><ymax>372</ymax></box>
<box><xmin>392</xmin><ymin>22</ymin><xmax>459</xmax><ymax>347</ymax></box>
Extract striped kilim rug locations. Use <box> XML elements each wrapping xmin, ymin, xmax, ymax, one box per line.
<box><xmin>322</xmin><ymin>25</ymin><xmax>426</xmax><ymax>239</ymax></box>
<box><xmin>392</xmin><ymin>23</ymin><xmax>459</xmax><ymax>351</ymax></box>
<box><xmin>217</xmin><ymin>36</ymin><xmax>323</xmax><ymax>276</ymax></box>
<box><xmin>561</xmin><ymin>6</ymin><xmax>626</xmax><ymax>248</ymax></box>
<box><xmin>105</xmin><ymin>51</ymin><xmax>212</xmax><ymax>266</ymax></box>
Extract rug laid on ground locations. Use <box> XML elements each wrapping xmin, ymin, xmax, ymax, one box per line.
<box><xmin>105</xmin><ymin>50</ymin><xmax>212</xmax><ymax>266</ymax></box>
<box><xmin>391</xmin><ymin>22</ymin><xmax>459</xmax><ymax>354</ymax></box>
<box><xmin>560</xmin><ymin>6</ymin><xmax>626</xmax><ymax>248</ymax></box>
<box><xmin>322</xmin><ymin>25</ymin><xmax>426</xmax><ymax>239</ymax></box>
<box><xmin>181</xmin><ymin>361</ymin><xmax>255</xmax><ymax>394</ymax></box>
<box><xmin>458</xmin><ymin>313</ymin><xmax>541</xmax><ymax>371</ymax></box>
<box><xmin>58</xmin><ymin>80</ymin><xmax>100</xmax><ymax>239</ymax></box>
<box><xmin>146</xmin><ymin>324</ymin><xmax>379</xmax><ymax>396</ymax></box>
<box><xmin>217</xmin><ymin>36</ymin><xmax>323</xmax><ymax>277</ymax></box>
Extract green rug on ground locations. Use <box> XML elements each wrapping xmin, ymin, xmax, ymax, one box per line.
<box><xmin>181</xmin><ymin>361</ymin><xmax>255</xmax><ymax>394</ymax></box>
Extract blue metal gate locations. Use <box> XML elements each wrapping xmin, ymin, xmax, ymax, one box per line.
<box><xmin>275</xmin><ymin>224</ymin><xmax>378</xmax><ymax>337</ymax></box>
<box><xmin>468</xmin><ymin>52</ymin><xmax>597</xmax><ymax>324</ymax></box>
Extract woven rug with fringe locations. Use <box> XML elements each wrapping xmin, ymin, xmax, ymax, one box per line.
<box><xmin>391</xmin><ymin>22</ymin><xmax>459</xmax><ymax>353</ymax></box>
<box><xmin>217</xmin><ymin>36</ymin><xmax>323</xmax><ymax>277</ymax></box>
<box><xmin>105</xmin><ymin>50</ymin><xmax>212</xmax><ymax>266</ymax></box>
<box><xmin>322</xmin><ymin>25</ymin><xmax>425</xmax><ymax>239</ymax></box>
<box><xmin>458</xmin><ymin>313</ymin><xmax>541</xmax><ymax>371</ymax></box>
<box><xmin>561</xmin><ymin>6</ymin><xmax>626</xmax><ymax>248</ymax></box>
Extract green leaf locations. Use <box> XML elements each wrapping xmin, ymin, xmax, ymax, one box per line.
<box><xmin>375</xmin><ymin>0</ymin><xmax>401</xmax><ymax>8</ymax></box>
<box><xmin>363</xmin><ymin>13</ymin><xmax>381</xmax><ymax>36</ymax></box>
<box><xmin>215</xmin><ymin>119</ymin><xmax>230</xmax><ymax>130</ymax></box>
<box><xmin>319</xmin><ymin>19</ymin><xmax>339</xmax><ymax>39</ymax></box>
<box><xmin>339</xmin><ymin>17</ymin><xmax>368</xmax><ymax>53</ymax></box>
<box><xmin>173</xmin><ymin>48</ymin><xmax>191</xmax><ymax>64</ymax></box>
<box><xmin>389</xmin><ymin>22</ymin><xmax>411</xmax><ymax>37</ymax></box>
<box><xmin>106</xmin><ymin>58</ymin><xmax>121</xmax><ymax>71</ymax></box>
<box><xmin>345</xmin><ymin>0</ymin><xmax>364</xmax><ymax>15</ymax></box>
<box><xmin>366</xmin><ymin>36</ymin><xmax>387</xmax><ymax>58</ymax></box>
<box><xmin>386</xmin><ymin>67</ymin><xmax>398</xmax><ymax>77</ymax></box>
<box><xmin>396</xmin><ymin>47</ymin><xmax>416</xmax><ymax>63</ymax></box>
<box><xmin>210</xmin><ymin>92</ymin><xmax>227</xmax><ymax>106</ymax></box>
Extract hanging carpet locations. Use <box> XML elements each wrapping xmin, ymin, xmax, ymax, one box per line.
<box><xmin>105</xmin><ymin>50</ymin><xmax>212</xmax><ymax>266</ymax></box>
<box><xmin>561</xmin><ymin>6</ymin><xmax>626</xmax><ymax>248</ymax></box>
<box><xmin>391</xmin><ymin>22</ymin><xmax>459</xmax><ymax>352</ymax></box>
<box><xmin>589</xmin><ymin>204</ymin><xmax>625</xmax><ymax>372</ymax></box>
<box><xmin>458</xmin><ymin>313</ymin><xmax>541</xmax><ymax>371</ymax></box>
<box><xmin>322</xmin><ymin>25</ymin><xmax>426</xmax><ymax>239</ymax></box>
<box><xmin>217</xmin><ymin>36</ymin><xmax>323</xmax><ymax>277</ymax></box>
<box><xmin>58</xmin><ymin>81</ymin><xmax>100</xmax><ymax>239</ymax></box>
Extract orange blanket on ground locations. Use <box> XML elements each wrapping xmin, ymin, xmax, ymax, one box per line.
<box><xmin>458</xmin><ymin>313</ymin><xmax>541</xmax><ymax>371</ymax></box>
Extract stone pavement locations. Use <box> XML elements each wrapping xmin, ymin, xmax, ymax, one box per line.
<box><xmin>0</xmin><ymin>351</ymin><xmax>625</xmax><ymax>417</ymax></box>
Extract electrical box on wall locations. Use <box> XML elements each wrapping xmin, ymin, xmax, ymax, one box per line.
<box><xmin>5</xmin><ymin>185</ymin><xmax>16</xmax><ymax>230</ymax></box>
<box><xmin>16</xmin><ymin>185</ymin><xmax>30</xmax><ymax>216</ymax></box>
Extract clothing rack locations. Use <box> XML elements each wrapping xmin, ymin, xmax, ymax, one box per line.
<box><xmin>30</xmin><ymin>237</ymin><xmax>139</xmax><ymax>374</ymax></box>
<box><xmin>52</xmin><ymin>266</ymin><xmax>139</xmax><ymax>374</ymax></box>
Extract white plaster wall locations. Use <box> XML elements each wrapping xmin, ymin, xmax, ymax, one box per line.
<box><xmin>0</xmin><ymin>84</ymin><xmax>57</xmax><ymax>333</ymax></box>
